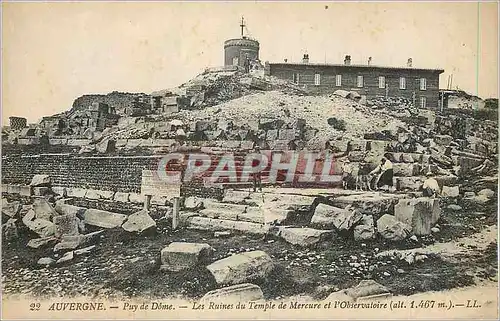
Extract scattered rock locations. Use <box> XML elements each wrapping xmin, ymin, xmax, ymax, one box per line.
<box><xmin>464</xmin><ymin>191</ymin><xmax>475</xmax><ymax>199</ymax></box>
<box><xmin>345</xmin><ymin>280</ymin><xmax>391</xmax><ymax>300</ymax></box>
<box><xmin>27</xmin><ymin>236</ymin><xmax>57</xmax><ymax>249</ymax></box>
<box><xmin>376</xmin><ymin>214</ymin><xmax>410</xmax><ymax>241</ymax></box>
<box><xmin>33</xmin><ymin>187</ymin><xmax>51</xmax><ymax>196</ymax></box>
<box><xmin>54</xmin><ymin>235</ymin><xmax>83</xmax><ymax>252</ymax></box>
<box><xmin>353</xmin><ymin>215</ymin><xmax>375</xmax><ymax>241</ymax></box>
<box><xmin>184</xmin><ymin>196</ymin><xmax>204</xmax><ymax>210</ymax></box>
<box><xmin>122</xmin><ymin>210</ymin><xmax>156</xmax><ymax>233</ymax></box>
<box><xmin>37</xmin><ymin>257</ymin><xmax>55</xmax><ymax>266</ymax></box>
<box><xmin>431</xmin><ymin>227</ymin><xmax>440</xmax><ymax>233</ymax></box>
<box><xmin>207</xmin><ymin>250</ymin><xmax>274</xmax><ymax>285</ymax></box>
<box><xmin>278</xmin><ymin>227</ymin><xmax>333</xmax><ymax>247</ymax></box>
<box><xmin>3</xmin><ymin>218</ymin><xmax>19</xmax><ymax>241</ymax></box>
<box><xmin>199</xmin><ymin>283</ymin><xmax>264</xmax><ymax>304</ymax></box>
<box><xmin>160</xmin><ymin>242</ymin><xmax>213</xmax><ymax>272</ymax></box>
<box><xmin>56</xmin><ymin>251</ymin><xmax>74</xmax><ymax>264</ymax></box>
<box><xmin>74</xmin><ymin>245</ymin><xmax>96</xmax><ymax>256</ymax></box>
<box><xmin>30</xmin><ymin>174</ymin><xmax>51</xmax><ymax>187</ymax></box>
<box><xmin>214</xmin><ymin>231</ymin><xmax>231</xmax><ymax>238</ymax></box>
<box><xmin>2</xmin><ymin>199</ymin><xmax>21</xmax><ymax>218</ymax></box>
<box><xmin>477</xmin><ymin>188</ymin><xmax>495</xmax><ymax>199</ymax></box>
<box><xmin>447</xmin><ymin>204</ymin><xmax>462</xmax><ymax>211</ymax></box>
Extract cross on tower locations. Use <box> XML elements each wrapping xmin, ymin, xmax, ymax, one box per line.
<box><xmin>240</xmin><ymin>16</ymin><xmax>245</xmax><ymax>38</ymax></box>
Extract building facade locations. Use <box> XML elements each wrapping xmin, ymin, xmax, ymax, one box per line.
<box><xmin>266</xmin><ymin>56</ymin><xmax>444</xmax><ymax>109</ymax></box>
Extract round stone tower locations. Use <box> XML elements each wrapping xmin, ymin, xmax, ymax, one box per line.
<box><xmin>224</xmin><ymin>17</ymin><xmax>260</xmax><ymax>67</ymax></box>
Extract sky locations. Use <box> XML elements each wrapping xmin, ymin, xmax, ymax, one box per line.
<box><xmin>2</xmin><ymin>1</ymin><xmax>498</xmax><ymax>125</ymax></box>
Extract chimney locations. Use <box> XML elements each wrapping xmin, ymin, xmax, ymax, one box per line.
<box><xmin>344</xmin><ymin>55</ymin><xmax>351</xmax><ymax>65</ymax></box>
<box><xmin>368</xmin><ymin>57</ymin><xmax>372</xmax><ymax>65</ymax></box>
<box><xmin>407</xmin><ymin>58</ymin><xmax>413</xmax><ymax>67</ymax></box>
<box><xmin>302</xmin><ymin>53</ymin><xmax>309</xmax><ymax>63</ymax></box>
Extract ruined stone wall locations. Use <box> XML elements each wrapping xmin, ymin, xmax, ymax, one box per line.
<box><xmin>1</xmin><ymin>154</ymin><xmax>161</xmax><ymax>193</ymax></box>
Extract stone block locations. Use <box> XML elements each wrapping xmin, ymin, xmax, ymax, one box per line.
<box><xmin>184</xmin><ymin>196</ymin><xmax>203</xmax><ymax>210</ymax></box>
<box><xmin>53</xmin><ymin>213</ymin><xmax>79</xmax><ymax>238</ymax></box>
<box><xmin>54</xmin><ymin>203</ymin><xmax>86</xmax><ymax>217</ymax></box>
<box><xmin>187</xmin><ymin>217</ymin><xmax>269</xmax><ymax>235</ymax></box>
<box><xmin>441</xmin><ymin>185</ymin><xmax>460</xmax><ymax>198</ymax></box>
<box><xmin>30</xmin><ymin>175</ymin><xmax>51</xmax><ymax>187</ymax></box>
<box><xmin>160</xmin><ymin>242</ymin><xmax>213</xmax><ymax>272</ymax></box>
<box><xmin>83</xmin><ymin>209</ymin><xmax>127</xmax><ymax>229</ymax></box>
<box><xmin>128</xmin><ymin>193</ymin><xmax>144</xmax><ymax>204</ymax></box>
<box><xmin>278</xmin><ymin>227</ymin><xmax>333</xmax><ymax>247</ymax></box>
<box><xmin>238</xmin><ymin>207</ymin><xmax>265</xmax><ymax>224</ymax></box>
<box><xmin>394</xmin><ymin>177</ymin><xmax>424</xmax><ymax>191</ymax></box>
<box><xmin>394</xmin><ymin>198</ymin><xmax>441</xmax><ymax>235</ymax></box>
<box><xmin>85</xmin><ymin>189</ymin><xmax>101</xmax><ymax>200</ymax></box>
<box><xmin>19</xmin><ymin>185</ymin><xmax>32</xmax><ymax>196</ymax></box>
<box><xmin>199</xmin><ymin>284</ymin><xmax>264</xmax><ymax>304</ymax></box>
<box><xmin>206</xmin><ymin>250</ymin><xmax>274</xmax><ymax>285</ymax></box>
<box><xmin>51</xmin><ymin>187</ymin><xmax>67</xmax><ymax>197</ymax></box>
<box><xmin>66</xmin><ymin>187</ymin><xmax>87</xmax><ymax>198</ymax></box>
<box><xmin>393</xmin><ymin>164</ymin><xmax>420</xmax><ymax>177</ymax></box>
<box><xmin>114</xmin><ymin>192</ymin><xmax>130</xmax><ymax>203</ymax></box>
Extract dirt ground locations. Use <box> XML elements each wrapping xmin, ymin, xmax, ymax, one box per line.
<box><xmin>2</xmin><ymin>179</ymin><xmax>497</xmax><ymax>301</ymax></box>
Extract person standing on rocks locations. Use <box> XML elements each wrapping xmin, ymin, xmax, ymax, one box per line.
<box><xmin>369</xmin><ymin>153</ymin><xmax>394</xmax><ymax>190</ymax></box>
<box><xmin>422</xmin><ymin>171</ymin><xmax>440</xmax><ymax>197</ymax></box>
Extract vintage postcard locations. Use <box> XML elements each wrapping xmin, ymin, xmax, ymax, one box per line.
<box><xmin>1</xmin><ymin>1</ymin><xmax>498</xmax><ymax>320</ymax></box>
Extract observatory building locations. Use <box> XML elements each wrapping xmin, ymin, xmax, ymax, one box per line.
<box><xmin>224</xmin><ymin>17</ymin><xmax>260</xmax><ymax>67</ymax></box>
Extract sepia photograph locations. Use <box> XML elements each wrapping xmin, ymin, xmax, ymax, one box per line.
<box><xmin>1</xmin><ymin>1</ymin><xmax>498</xmax><ymax>319</ymax></box>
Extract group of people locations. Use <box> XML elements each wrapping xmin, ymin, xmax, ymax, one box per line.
<box><xmin>341</xmin><ymin>153</ymin><xmax>394</xmax><ymax>191</ymax></box>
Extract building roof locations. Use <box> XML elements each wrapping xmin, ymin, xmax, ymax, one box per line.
<box><xmin>268</xmin><ymin>62</ymin><xmax>444</xmax><ymax>73</ymax></box>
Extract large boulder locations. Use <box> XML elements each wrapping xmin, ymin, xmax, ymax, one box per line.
<box><xmin>32</xmin><ymin>197</ymin><xmax>59</xmax><ymax>221</ymax></box>
<box><xmin>311</xmin><ymin>204</ymin><xmax>348</xmax><ymax>228</ymax></box>
<box><xmin>83</xmin><ymin>209</ymin><xmax>127</xmax><ymax>229</ymax></box>
<box><xmin>199</xmin><ymin>283</ymin><xmax>264</xmax><ymax>304</ymax></box>
<box><xmin>30</xmin><ymin>175</ymin><xmax>51</xmax><ymax>187</ymax></box>
<box><xmin>278</xmin><ymin>227</ymin><xmax>333</xmax><ymax>247</ymax></box>
<box><xmin>331</xmin><ymin>194</ymin><xmax>400</xmax><ymax>218</ymax></box>
<box><xmin>206</xmin><ymin>250</ymin><xmax>274</xmax><ymax>285</ymax></box>
<box><xmin>394</xmin><ymin>198</ymin><xmax>441</xmax><ymax>235</ymax></box>
<box><xmin>160</xmin><ymin>242</ymin><xmax>213</xmax><ymax>272</ymax></box>
<box><xmin>376</xmin><ymin>214</ymin><xmax>410</xmax><ymax>241</ymax></box>
<box><xmin>122</xmin><ymin>210</ymin><xmax>156</xmax><ymax>233</ymax></box>
<box><xmin>22</xmin><ymin>209</ymin><xmax>56</xmax><ymax>237</ymax></box>
<box><xmin>353</xmin><ymin>215</ymin><xmax>375</xmax><ymax>241</ymax></box>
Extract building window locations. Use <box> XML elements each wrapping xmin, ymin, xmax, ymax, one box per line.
<box><xmin>357</xmin><ymin>75</ymin><xmax>364</xmax><ymax>88</ymax></box>
<box><xmin>420</xmin><ymin>96</ymin><xmax>427</xmax><ymax>108</ymax></box>
<box><xmin>420</xmin><ymin>78</ymin><xmax>427</xmax><ymax>90</ymax></box>
<box><xmin>378</xmin><ymin>76</ymin><xmax>385</xmax><ymax>89</ymax></box>
<box><xmin>335</xmin><ymin>75</ymin><xmax>342</xmax><ymax>87</ymax></box>
<box><xmin>293</xmin><ymin>73</ymin><xmax>299</xmax><ymax>84</ymax></box>
<box><xmin>400</xmin><ymin>77</ymin><xmax>406</xmax><ymax>89</ymax></box>
<box><xmin>314</xmin><ymin>73</ymin><xmax>321</xmax><ymax>86</ymax></box>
